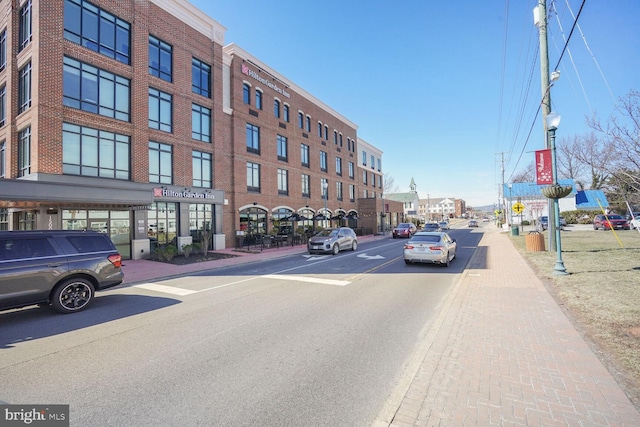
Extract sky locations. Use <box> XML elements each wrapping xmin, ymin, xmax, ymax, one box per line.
<box><xmin>187</xmin><ymin>0</ymin><xmax>640</xmax><ymax>208</ymax></box>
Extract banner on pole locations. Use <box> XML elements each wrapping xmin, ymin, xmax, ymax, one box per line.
<box><xmin>535</xmin><ymin>149</ymin><xmax>552</xmax><ymax>184</ymax></box>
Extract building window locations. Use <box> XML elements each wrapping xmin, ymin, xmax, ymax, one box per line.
<box><xmin>321</xmin><ymin>178</ymin><xmax>329</xmax><ymax>199</ymax></box>
<box><xmin>246</xmin><ymin>123</ymin><xmax>260</xmax><ymax>154</ymax></box>
<box><xmin>301</xmin><ymin>174</ymin><xmax>310</xmax><ymax>197</ymax></box>
<box><xmin>148</xmin><ymin>88</ymin><xmax>172</xmax><ymax>132</ymax></box>
<box><xmin>192</xmin><ymin>150</ymin><xmax>212</xmax><ymax>188</ymax></box>
<box><xmin>363</xmin><ymin>170</ymin><xmax>368</xmax><ymax>185</ymax></box>
<box><xmin>362</xmin><ymin>150</ymin><xmax>367</xmax><ymax>166</ymax></box>
<box><xmin>301</xmin><ymin>144</ymin><xmax>309</xmax><ymax>167</ymax></box>
<box><xmin>277</xmin><ymin>135</ymin><xmax>288</xmax><ymax>161</ymax></box>
<box><xmin>18</xmin><ymin>127</ymin><xmax>31</xmax><ymax>177</ymax></box>
<box><xmin>192</xmin><ymin>103</ymin><xmax>211</xmax><ymax>142</ymax></box>
<box><xmin>298</xmin><ymin>112</ymin><xmax>303</xmax><ymax>129</ymax></box>
<box><xmin>63</xmin><ymin>123</ymin><xmax>130</xmax><ymax>179</ymax></box>
<box><xmin>305</xmin><ymin>116</ymin><xmax>311</xmax><ymax>132</ymax></box>
<box><xmin>149</xmin><ymin>141</ymin><xmax>172</xmax><ymax>184</ymax></box>
<box><xmin>334</xmin><ymin>131</ymin><xmax>338</xmax><ymax>144</ymax></box>
<box><xmin>339</xmin><ymin>134</ymin><xmax>343</xmax><ymax>147</ymax></box>
<box><xmin>371</xmin><ymin>154</ymin><xmax>375</xmax><ymax>169</ymax></box>
<box><xmin>349</xmin><ymin>184</ymin><xmax>355</xmax><ymax>202</ymax></box>
<box><xmin>348</xmin><ymin>161</ymin><xmax>354</xmax><ymax>179</ymax></box>
<box><xmin>283</xmin><ymin>104</ymin><xmax>289</xmax><ymax>122</ymax></box>
<box><xmin>0</xmin><ymin>141</ymin><xmax>5</xmax><ymax>178</ymax></box>
<box><xmin>247</xmin><ymin>162</ymin><xmax>260</xmax><ymax>192</ymax></box>
<box><xmin>63</xmin><ymin>56</ymin><xmax>130</xmax><ymax>121</ymax></box>
<box><xmin>255</xmin><ymin>90</ymin><xmax>262</xmax><ymax>110</ymax></box>
<box><xmin>19</xmin><ymin>0</ymin><xmax>32</xmax><ymax>51</ymax></box>
<box><xmin>277</xmin><ymin>169</ymin><xmax>288</xmax><ymax>195</ymax></box>
<box><xmin>324</xmin><ymin>125</ymin><xmax>329</xmax><ymax>140</ymax></box>
<box><xmin>243</xmin><ymin>83</ymin><xmax>251</xmax><ymax>104</ymax></box>
<box><xmin>336</xmin><ymin>182</ymin><xmax>343</xmax><ymax>201</ymax></box>
<box><xmin>336</xmin><ymin>157</ymin><xmax>342</xmax><ymax>176</ymax></box>
<box><xmin>0</xmin><ymin>29</ymin><xmax>6</xmax><ymax>71</ymax></box>
<box><xmin>317</xmin><ymin>122</ymin><xmax>322</xmax><ymax>137</ymax></box>
<box><xmin>320</xmin><ymin>151</ymin><xmax>327</xmax><ymax>172</ymax></box>
<box><xmin>18</xmin><ymin>62</ymin><xmax>31</xmax><ymax>114</ymax></box>
<box><xmin>64</xmin><ymin>0</ymin><xmax>131</xmax><ymax>64</ymax></box>
<box><xmin>149</xmin><ymin>35</ymin><xmax>172</xmax><ymax>82</ymax></box>
<box><xmin>0</xmin><ymin>85</ymin><xmax>5</xmax><ymax>127</ymax></box>
<box><xmin>377</xmin><ymin>158</ymin><xmax>382</xmax><ymax>172</ymax></box>
<box><xmin>274</xmin><ymin>99</ymin><xmax>280</xmax><ymax>118</ymax></box>
<box><xmin>192</xmin><ymin>58</ymin><xmax>211</xmax><ymax>97</ymax></box>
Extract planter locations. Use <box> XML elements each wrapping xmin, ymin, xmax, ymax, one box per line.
<box><xmin>541</xmin><ymin>184</ymin><xmax>572</xmax><ymax>199</ymax></box>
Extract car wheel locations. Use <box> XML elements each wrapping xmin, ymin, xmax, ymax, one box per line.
<box><xmin>351</xmin><ymin>241</ymin><xmax>357</xmax><ymax>251</ymax></box>
<box><xmin>443</xmin><ymin>252</ymin><xmax>450</xmax><ymax>267</ymax></box>
<box><xmin>404</xmin><ymin>259</ymin><xmax>411</xmax><ymax>265</ymax></box>
<box><xmin>393</xmin><ymin>234</ymin><xmax>397</xmax><ymax>239</ymax></box>
<box><xmin>332</xmin><ymin>244</ymin><xmax>340</xmax><ymax>255</ymax></box>
<box><xmin>51</xmin><ymin>277</ymin><xmax>95</xmax><ymax>313</ymax></box>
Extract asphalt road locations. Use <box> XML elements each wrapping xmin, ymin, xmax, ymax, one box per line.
<box><xmin>0</xmin><ymin>226</ymin><xmax>484</xmax><ymax>426</ymax></box>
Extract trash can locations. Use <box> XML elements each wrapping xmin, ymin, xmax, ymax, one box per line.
<box><xmin>525</xmin><ymin>232</ymin><xmax>545</xmax><ymax>252</ymax></box>
<box><xmin>511</xmin><ymin>225</ymin><xmax>519</xmax><ymax>236</ymax></box>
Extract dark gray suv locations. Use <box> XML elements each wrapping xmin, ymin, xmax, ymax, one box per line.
<box><xmin>0</xmin><ymin>230</ymin><xmax>124</xmax><ymax>314</ymax></box>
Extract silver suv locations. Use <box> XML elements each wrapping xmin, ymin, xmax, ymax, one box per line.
<box><xmin>307</xmin><ymin>227</ymin><xmax>357</xmax><ymax>255</ymax></box>
<box><xmin>0</xmin><ymin>230</ymin><xmax>124</xmax><ymax>314</ymax></box>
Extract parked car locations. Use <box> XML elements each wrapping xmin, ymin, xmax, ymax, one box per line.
<box><xmin>307</xmin><ymin>227</ymin><xmax>357</xmax><ymax>255</ymax></box>
<box><xmin>538</xmin><ymin>216</ymin><xmax>566</xmax><ymax>231</ymax></box>
<box><xmin>468</xmin><ymin>220</ymin><xmax>478</xmax><ymax>227</ymax></box>
<box><xmin>438</xmin><ymin>221</ymin><xmax>450</xmax><ymax>230</ymax></box>
<box><xmin>0</xmin><ymin>230</ymin><xmax>124</xmax><ymax>314</ymax></box>
<box><xmin>626</xmin><ymin>212</ymin><xmax>640</xmax><ymax>229</ymax></box>
<box><xmin>593</xmin><ymin>214</ymin><xmax>630</xmax><ymax>230</ymax></box>
<box><xmin>421</xmin><ymin>223</ymin><xmax>440</xmax><ymax>232</ymax></box>
<box><xmin>403</xmin><ymin>231</ymin><xmax>457</xmax><ymax>267</ymax></box>
<box><xmin>392</xmin><ymin>222</ymin><xmax>417</xmax><ymax>239</ymax></box>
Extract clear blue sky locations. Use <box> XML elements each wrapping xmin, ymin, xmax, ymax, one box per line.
<box><xmin>188</xmin><ymin>0</ymin><xmax>639</xmax><ymax>207</ymax></box>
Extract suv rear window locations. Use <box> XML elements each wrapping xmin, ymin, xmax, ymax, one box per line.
<box><xmin>65</xmin><ymin>235</ymin><xmax>113</xmax><ymax>253</ymax></box>
<box><xmin>1</xmin><ymin>238</ymin><xmax>57</xmax><ymax>260</ymax></box>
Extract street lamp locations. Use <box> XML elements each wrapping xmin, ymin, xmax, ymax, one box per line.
<box><xmin>547</xmin><ymin>111</ymin><xmax>568</xmax><ymax>275</ymax></box>
<box><xmin>322</xmin><ymin>180</ymin><xmax>328</xmax><ymax>228</ymax></box>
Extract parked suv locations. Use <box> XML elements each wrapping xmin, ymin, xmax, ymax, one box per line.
<box><xmin>0</xmin><ymin>230</ymin><xmax>124</xmax><ymax>314</ymax></box>
<box><xmin>593</xmin><ymin>214</ymin><xmax>629</xmax><ymax>230</ymax></box>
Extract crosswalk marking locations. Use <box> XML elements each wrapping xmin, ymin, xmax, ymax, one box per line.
<box><xmin>134</xmin><ymin>283</ymin><xmax>198</xmax><ymax>296</ymax></box>
<box><xmin>263</xmin><ymin>274</ymin><xmax>350</xmax><ymax>286</ymax></box>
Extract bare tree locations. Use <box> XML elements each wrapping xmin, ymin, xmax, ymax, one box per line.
<box><xmin>511</xmin><ymin>162</ymin><xmax>535</xmax><ymax>183</ymax></box>
<box><xmin>383</xmin><ymin>173</ymin><xmax>400</xmax><ymax>195</ymax></box>
<box><xmin>571</xmin><ymin>132</ymin><xmax>611</xmax><ymax>190</ymax></box>
<box><xmin>557</xmin><ymin>135</ymin><xmax>587</xmax><ymax>189</ymax></box>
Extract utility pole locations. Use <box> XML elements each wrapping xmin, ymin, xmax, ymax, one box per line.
<box><xmin>536</xmin><ymin>0</ymin><xmax>556</xmax><ymax>251</ymax></box>
<box><xmin>497</xmin><ymin>152</ymin><xmax>506</xmax><ymax>227</ymax></box>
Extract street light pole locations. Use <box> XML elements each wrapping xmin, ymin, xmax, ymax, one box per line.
<box><xmin>547</xmin><ymin>112</ymin><xmax>568</xmax><ymax>275</ymax></box>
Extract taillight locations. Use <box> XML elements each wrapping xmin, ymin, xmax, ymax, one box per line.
<box><xmin>108</xmin><ymin>254</ymin><xmax>122</xmax><ymax>268</ymax></box>
<box><xmin>429</xmin><ymin>246</ymin><xmax>444</xmax><ymax>251</ymax></box>
<box><xmin>404</xmin><ymin>244</ymin><xmax>414</xmax><ymax>249</ymax></box>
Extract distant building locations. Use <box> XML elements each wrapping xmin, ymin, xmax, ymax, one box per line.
<box><xmin>386</xmin><ymin>178</ymin><xmax>420</xmax><ymax>221</ymax></box>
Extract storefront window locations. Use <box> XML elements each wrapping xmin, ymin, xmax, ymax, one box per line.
<box><xmin>239</xmin><ymin>206</ymin><xmax>266</xmax><ymax>244</ymax></box>
<box><xmin>62</xmin><ymin>209</ymin><xmax>131</xmax><ymax>259</ymax></box>
<box><xmin>148</xmin><ymin>202</ymin><xmax>177</xmax><ymax>251</ymax></box>
<box><xmin>189</xmin><ymin>203</ymin><xmax>213</xmax><ymax>250</ymax></box>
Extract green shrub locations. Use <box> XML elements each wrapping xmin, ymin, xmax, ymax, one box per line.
<box><xmin>154</xmin><ymin>245</ymin><xmax>178</xmax><ymax>262</ymax></box>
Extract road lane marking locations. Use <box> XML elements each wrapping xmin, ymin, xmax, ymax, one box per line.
<box><xmin>134</xmin><ymin>283</ymin><xmax>197</xmax><ymax>296</ymax></box>
<box><xmin>263</xmin><ymin>274</ymin><xmax>350</xmax><ymax>286</ymax></box>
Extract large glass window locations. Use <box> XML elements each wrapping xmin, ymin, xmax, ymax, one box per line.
<box><xmin>64</xmin><ymin>0</ymin><xmax>130</xmax><ymax>64</ymax></box>
<box><xmin>243</xmin><ymin>83</ymin><xmax>250</xmax><ymax>105</ymax></box>
<box><xmin>0</xmin><ymin>85</ymin><xmax>5</xmax><ymax>127</ymax></box>
<box><xmin>320</xmin><ymin>151</ymin><xmax>327</xmax><ymax>172</ymax></box>
<box><xmin>301</xmin><ymin>144</ymin><xmax>309</xmax><ymax>167</ymax></box>
<box><xmin>149</xmin><ymin>35</ymin><xmax>172</xmax><ymax>82</ymax></box>
<box><xmin>246</xmin><ymin>123</ymin><xmax>260</xmax><ymax>154</ymax></box>
<box><xmin>149</xmin><ymin>88</ymin><xmax>172</xmax><ymax>132</ymax></box>
<box><xmin>247</xmin><ymin>162</ymin><xmax>260</xmax><ymax>192</ymax></box>
<box><xmin>148</xmin><ymin>202</ymin><xmax>178</xmax><ymax>250</ymax></box>
<box><xmin>192</xmin><ymin>58</ymin><xmax>210</xmax><ymax>97</ymax></box>
<box><xmin>18</xmin><ymin>62</ymin><xmax>31</xmax><ymax>113</ymax></box>
<box><xmin>149</xmin><ymin>141</ymin><xmax>172</xmax><ymax>184</ymax></box>
<box><xmin>18</xmin><ymin>127</ymin><xmax>31</xmax><ymax>177</ymax></box>
<box><xmin>19</xmin><ymin>0</ymin><xmax>32</xmax><ymax>51</ymax></box>
<box><xmin>277</xmin><ymin>169</ymin><xmax>288</xmax><ymax>195</ymax></box>
<box><xmin>277</xmin><ymin>135</ymin><xmax>287</xmax><ymax>161</ymax></box>
<box><xmin>189</xmin><ymin>204</ymin><xmax>213</xmax><ymax>250</ymax></box>
<box><xmin>192</xmin><ymin>150</ymin><xmax>211</xmax><ymax>188</ymax></box>
<box><xmin>191</xmin><ymin>103</ymin><xmax>211</xmax><ymax>142</ymax></box>
<box><xmin>0</xmin><ymin>29</ymin><xmax>6</xmax><ymax>71</ymax></box>
<box><xmin>0</xmin><ymin>141</ymin><xmax>5</xmax><ymax>178</ymax></box>
<box><xmin>63</xmin><ymin>56</ymin><xmax>130</xmax><ymax>121</ymax></box>
<box><xmin>63</xmin><ymin>122</ymin><xmax>130</xmax><ymax>179</ymax></box>
<box><xmin>301</xmin><ymin>174</ymin><xmax>310</xmax><ymax>198</ymax></box>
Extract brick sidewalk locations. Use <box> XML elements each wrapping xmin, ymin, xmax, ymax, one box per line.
<box><xmin>374</xmin><ymin>226</ymin><xmax>640</xmax><ymax>426</ymax></box>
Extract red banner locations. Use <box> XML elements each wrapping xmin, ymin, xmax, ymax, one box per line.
<box><xmin>535</xmin><ymin>149</ymin><xmax>552</xmax><ymax>184</ymax></box>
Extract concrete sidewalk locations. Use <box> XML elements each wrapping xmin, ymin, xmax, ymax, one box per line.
<box><xmin>374</xmin><ymin>226</ymin><xmax>640</xmax><ymax>426</ymax></box>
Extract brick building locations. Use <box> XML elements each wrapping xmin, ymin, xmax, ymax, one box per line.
<box><xmin>0</xmin><ymin>0</ymin><xmax>382</xmax><ymax>258</ymax></box>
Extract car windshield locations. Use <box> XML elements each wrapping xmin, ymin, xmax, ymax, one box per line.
<box><xmin>397</xmin><ymin>224</ymin><xmax>410</xmax><ymax>228</ymax></box>
<box><xmin>411</xmin><ymin>235</ymin><xmax>441</xmax><ymax>243</ymax></box>
<box><xmin>606</xmin><ymin>215</ymin><xmax>624</xmax><ymax>220</ymax></box>
<box><xmin>316</xmin><ymin>229</ymin><xmax>338</xmax><ymax>237</ymax></box>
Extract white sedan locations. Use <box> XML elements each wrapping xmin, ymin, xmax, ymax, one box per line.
<box><xmin>403</xmin><ymin>231</ymin><xmax>457</xmax><ymax>267</ymax></box>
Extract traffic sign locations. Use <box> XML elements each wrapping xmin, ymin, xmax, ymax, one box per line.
<box><xmin>512</xmin><ymin>202</ymin><xmax>525</xmax><ymax>214</ymax></box>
